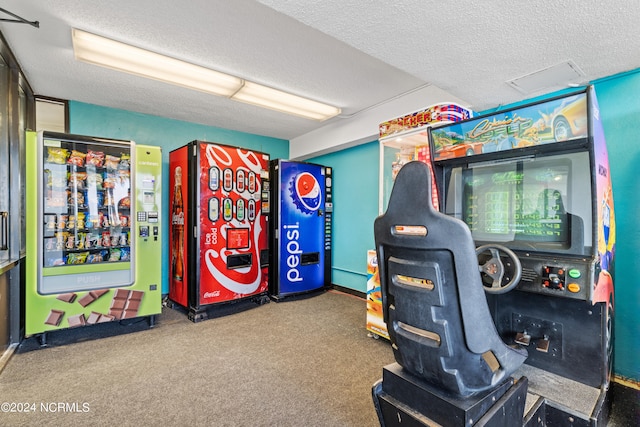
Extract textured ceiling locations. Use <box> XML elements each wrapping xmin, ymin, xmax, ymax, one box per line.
<box><xmin>1</xmin><ymin>1</ymin><xmax>639</xmax><ymax>142</ymax></box>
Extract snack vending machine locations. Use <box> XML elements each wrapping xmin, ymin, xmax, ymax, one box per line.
<box><xmin>268</xmin><ymin>160</ymin><xmax>332</xmax><ymax>300</ymax></box>
<box><xmin>25</xmin><ymin>131</ymin><xmax>163</xmax><ymax>339</ymax></box>
<box><xmin>168</xmin><ymin>141</ymin><xmax>270</xmax><ymax>322</ymax></box>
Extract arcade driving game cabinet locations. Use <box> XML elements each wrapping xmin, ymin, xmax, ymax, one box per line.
<box><xmin>373</xmin><ymin>87</ymin><xmax>615</xmax><ymax>426</ymax></box>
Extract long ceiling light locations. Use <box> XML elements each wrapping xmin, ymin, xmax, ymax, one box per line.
<box><xmin>233</xmin><ymin>81</ymin><xmax>342</xmax><ymax>121</ymax></box>
<box><xmin>71</xmin><ymin>29</ymin><xmax>341</xmax><ymax>121</ymax></box>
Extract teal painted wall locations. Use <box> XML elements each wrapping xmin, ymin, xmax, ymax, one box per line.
<box><xmin>68</xmin><ymin>76</ymin><xmax>640</xmax><ymax>382</ymax></box>
<box><xmin>309</xmin><ymin>140</ymin><xmax>379</xmax><ymax>293</ymax></box>
<box><xmin>68</xmin><ymin>101</ymin><xmax>289</xmax><ymax>295</ymax></box>
<box><xmin>591</xmin><ymin>74</ymin><xmax>640</xmax><ymax>382</ymax></box>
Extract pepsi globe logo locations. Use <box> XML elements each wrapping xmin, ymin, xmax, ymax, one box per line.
<box><xmin>289</xmin><ymin>172</ymin><xmax>322</xmax><ymax>214</ymax></box>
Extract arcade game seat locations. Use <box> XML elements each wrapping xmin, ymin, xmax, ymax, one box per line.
<box><xmin>372</xmin><ymin>161</ymin><xmax>529</xmax><ymax>427</ymax></box>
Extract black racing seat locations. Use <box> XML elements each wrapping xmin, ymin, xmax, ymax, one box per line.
<box><xmin>374</xmin><ymin>161</ymin><xmax>527</xmax><ymax>396</ymax></box>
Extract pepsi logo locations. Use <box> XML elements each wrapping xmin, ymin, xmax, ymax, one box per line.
<box><xmin>289</xmin><ymin>172</ymin><xmax>322</xmax><ymax>214</ymax></box>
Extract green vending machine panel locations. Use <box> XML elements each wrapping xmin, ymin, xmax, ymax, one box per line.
<box><xmin>25</xmin><ymin>131</ymin><xmax>162</xmax><ymax>336</ymax></box>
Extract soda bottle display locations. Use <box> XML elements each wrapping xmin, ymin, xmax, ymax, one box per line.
<box><xmin>208</xmin><ymin>197</ymin><xmax>219</xmax><ymax>222</ymax></box>
<box><xmin>223</xmin><ymin>197</ymin><xmax>233</xmax><ymax>221</ymax></box>
<box><xmin>223</xmin><ymin>168</ymin><xmax>233</xmax><ymax>192</ymax></box>
<box><xmin>248</xmin><ymin>199</ymin><xmax>256</xmax><ymax>221</ymax></box>
<box><xmin>208</xmin><ymin>166</ymin><xmax>219</xmax><ymax>190</ymax></box>
<box><xmin>236</xmin><ymin>199</ymin><xmax>245</xmax><ymax>221</ymax></box>
<box><xmin>172</xmin><ymin>166</ymin><xmax>185</xmax><ymax>292</ymax></box>
<box><xmin>236</xmin><ymin>169</ymin><xmax>246</xmax><ymax>192</ymax></box>
<box><xmin>248</xmin><ymin>171</ymin><xmax>256</xmax><ymax>193</ymax></box>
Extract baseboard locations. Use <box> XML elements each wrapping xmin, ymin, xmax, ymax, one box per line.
<box><xmin>613</xmin><ymin>374</ymin><xmax>640</xmax><ymax>391</ymax></box>
<box><xmin>330</xmin><ymin>284</ymin><xmax>366</xmax><ymax>300</ymax></box>
<box><xmin>0</xmin><ymin>343</ymin><xmax>18</xmax><ymax>375</ymax></box>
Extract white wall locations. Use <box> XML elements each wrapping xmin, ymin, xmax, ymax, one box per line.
<box><xmin>289</xmin><ymin>84</ymin><xmax>470</xmax><ymax>160</ymax></box>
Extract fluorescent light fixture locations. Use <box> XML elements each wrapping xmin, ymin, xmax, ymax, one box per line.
<box><xmin>71</xmin><ymin>29</ymin><xmax>341</xmax><ymax>121</ymax></box>
<box><xmin>72</xmin><ymin>29</ymin><xmax>243</xmax><ymax>97</ymax></box>
<box><xmin>233</xmin><ymin>81</ymin><xmax>341</xmax><ymax>121</ymax></box>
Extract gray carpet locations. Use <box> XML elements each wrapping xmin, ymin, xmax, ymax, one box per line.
<box><xmin>0</xmin><ymin>291</ymin><xmax>394</xmax><ymax>426</ymax></box>
<box><xmin>0</xmin><ymin>290</ymin><xmax>636</xmax><ymax>426</ymax></box>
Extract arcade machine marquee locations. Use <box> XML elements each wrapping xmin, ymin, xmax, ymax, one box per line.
<box><xmin>430</xmin><ymin>87</ymin><xmax>614</xmax><ymax>426</ymax></box>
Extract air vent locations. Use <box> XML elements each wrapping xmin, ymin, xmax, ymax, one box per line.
<box><xmin>521</xmin><ymin>267</ymin><xmax>538</xmax><ymax>283</ymax></box>
<box><xmin>507</xmin><ymin>60</ymin><xmax>585</xmax><ymax>95</ymax></box>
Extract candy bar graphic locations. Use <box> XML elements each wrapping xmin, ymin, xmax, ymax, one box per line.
<box><xmin>67</xmin><ymin>313</ymin><xmax>86</xmax><ymax>328</ymax></box>
<box><xmin>77</xmin><ymin>289</ymin><xmax>109</xmax><ymax>307</ymax></box>
<box><xmin>43</xmin><ymin>289</ymin><xmax>145</xmax><ymax>328</ymax></box>
<box><xmin>109</xmin><ymin>289</ymin><xmax>144</xmax><ymax>320</ymax></box>
<box><xmin>86</xmin><ymin>311</ymin><xmax>102</xmax><ymax>325</ymax></box>
<box><xmin>56</xmin><ymin>293</ymin><xmax>77</xmax><ymax>303</ymax></box>
<box><xmin>85</xmin><ymin>311</ymin><xmax>118</xmax><ymax>324</ymax></box>
<box><xmin>44</xmin><ymin>309</ymin><xmax>64</xmax><ymax>326</ymax></box>
<box><xmin>97</xmin><ymin>313</ymin><xmax>116</xmax><ymax>323</ymax></box>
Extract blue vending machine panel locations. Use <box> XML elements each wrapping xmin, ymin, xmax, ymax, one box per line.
<box><xmin>269</xmin><ymin>160</ymin><xmax>332</xmax><ymax>299</ymax></box>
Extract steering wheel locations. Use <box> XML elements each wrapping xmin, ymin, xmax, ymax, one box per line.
<box><xmin>476</xmin><ymin>244</ymin><xmax>522</xmax><ymax>294</ymax></box>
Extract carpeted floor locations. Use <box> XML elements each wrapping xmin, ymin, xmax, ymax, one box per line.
<box><xmin>0</xmin><ymin>290</ymin><xmax>394</xmax><ymax>426</ymax></box>
<box><xmin>0</xmin><ymin>290</ymin><xmax>637</xmax><ymax>426</ymax></box>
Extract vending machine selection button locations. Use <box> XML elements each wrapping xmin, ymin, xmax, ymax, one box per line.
<box><xmin>148</xmin><ymin>211</ymin><xmax>159</xmax><ymax>223</ymax></box>
<box><xmin>568</xmin><ymin>269</ymin><xmax>581</xmax><ymax>279</ymax></box>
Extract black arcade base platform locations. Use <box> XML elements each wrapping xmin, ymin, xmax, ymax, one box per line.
<box><xmin>516</xmin><ymin>364</ymin><xmax>610</xmax><ymax>427</ymax></box>
<box><xmin>373</xmin><ymin>363</ymin><xmax>528</xmax><ymax>427</ymax></box>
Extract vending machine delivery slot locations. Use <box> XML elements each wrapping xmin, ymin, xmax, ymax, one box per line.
<box><xmin>227</xmin><ymin>254</ymin><xmax>252</xmax><ymax>269</ymax></box>
<box><xmin>301</xmin><ymin>252</ymin><xmax>320</xmax><ymax>265</ymax></box>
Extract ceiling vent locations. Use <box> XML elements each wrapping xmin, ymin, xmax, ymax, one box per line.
<box><xmin>506</xmin><ymin>60</ymin><xmax>585</xmax><ymax>94</ymax></box>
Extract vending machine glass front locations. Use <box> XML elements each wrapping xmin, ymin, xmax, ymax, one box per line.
<box><xmin>38</xmin><ymin>134</ymin><xmax>134</xmax><ymax>294</ymax></box>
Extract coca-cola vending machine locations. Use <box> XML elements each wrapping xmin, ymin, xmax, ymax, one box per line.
<box><xmin>168</xmin><ymin>141</ymin><xmax>270</xmax><ymax>322</ymax></box>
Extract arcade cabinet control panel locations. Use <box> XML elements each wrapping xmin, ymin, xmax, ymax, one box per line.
<box><xmin>513</xmin><ymin>254</ymin><xmax>590</xmax><ymax>301</ymax></box>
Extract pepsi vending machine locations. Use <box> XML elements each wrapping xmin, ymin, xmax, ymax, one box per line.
<box><xmin>168</xmin><ymin>141</ymin><xmax>271</xmax><ymax>322</ymax></box>
<box><xmin>269</xmin><ymin>160</ymin><xmax>332</xmax><ymax>300</ymax></box>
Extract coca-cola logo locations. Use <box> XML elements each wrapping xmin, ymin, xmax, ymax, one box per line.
<box><xmin>172</xmin><ymin>212</ymin><xmax>184</xmax><ymax>225</ymax></box>
<box><xmin>203</xmin><ymin>291</ymin><xmax>220</xmax><ymax>298</ymax></box>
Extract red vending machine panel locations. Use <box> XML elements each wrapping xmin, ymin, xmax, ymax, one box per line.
<box><xmin>169</xmin><ymin>145</ymin><xmax>189</xmax><ymax>308</ymax></box>
<box><xmin>169</xmin><ymin>141</ymin><xmax>270</xmax><ymax>321</ymax></box>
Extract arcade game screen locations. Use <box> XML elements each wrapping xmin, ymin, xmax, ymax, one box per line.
<box><xmin>443</xmin><ymin>152</ymin><xmax>592</xmax><ymax>255</ymax></box>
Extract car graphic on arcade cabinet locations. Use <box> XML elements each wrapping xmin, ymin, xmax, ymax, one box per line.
<box><xmin>539</xmin><ymin>95</ymin><xmax>588</xmax><ymax>142</ymax></box>
<box><xmin>481</xmin><ymin>134</ymin><xmax>536</xmax><ymax>154</ymax></box>
<box><xmin>433</xmin><ymin>132</ymin><xmax>483</xmax><ymax>160</ymax></box>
